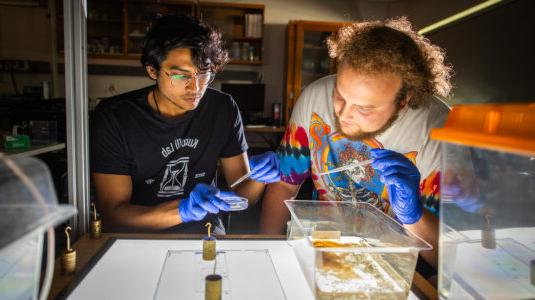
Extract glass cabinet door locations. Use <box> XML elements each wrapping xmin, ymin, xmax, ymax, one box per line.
<box><xmin>57</xmin><ymin>0</ymin><xmax>124</xmax><ymax>57</ymax></box>
<box><xmin>285</xmin><ymin>21</ymin><xmax>348</xmax><ymax>125</ymax></box>
<box><xmin>299</xmin><ymin>30</ymin><xmax>333</xmax><ymax>91</ymax></box>
<box><xmin>86</xmin><ymin>0</ymin><xmax>124</xmax><ymax>57</ymax></box>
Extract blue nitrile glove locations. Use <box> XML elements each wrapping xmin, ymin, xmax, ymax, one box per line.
<box><xmin>454</xmin><ymin>196</ymin><xmax>483</xmax><ymax>213</ymax></box>
<box><xmin>443</xmin><ymin>174</ymin><xmax>483</xmax><ymax>213</ymax></box>
<box><xmin>178</xmin><ymin>183</ymin><xmax>233</xmax><ymax>223</ymax></box>
<box><xmin>249</xmin><ymin>151</ymin><xmax>280</xmax><ymax>184</ymax></box>
<box><xmin>371</xmin><ymin>149</ymin><xmax>423</xmax><ymax>224</ymax></box>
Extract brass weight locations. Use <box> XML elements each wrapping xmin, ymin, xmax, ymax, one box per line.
<box><xmin>205</xmin><ymin>274</ymin><xmax>222</xmax><ymax>300</ymax></box>
<box><xmin>90</xmin><ymin>202</ymin><xmax>101</xmax><ymax>239</ymax></box>
<box><xmin>61</xmin><ymin>226</ymin><xmax>76</xmax><ymax>275</ymax></box>
<box><xmin>203</xmin><ymin>222</ymin><xmax>216</xmax><ymax>261</ymax></box>
<box><xmin>481</xmin><ymin>215</ymin><xmax>496</xmax><ymax>249</ymax></box>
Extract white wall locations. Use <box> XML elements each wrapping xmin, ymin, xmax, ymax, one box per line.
<box><xmin>0</xmin><ymin>5</ymin><xmax>54</xmax><ymax>96</ymax></box>
<box><xmin>87</xmin><ymin>74</ymin><xmax>153</xmax><ymax>100</ymax></box>
<box><xmin>0</xmin><ymin>5</ymin><xmax>51</xmax><ymax>60</ymax></box>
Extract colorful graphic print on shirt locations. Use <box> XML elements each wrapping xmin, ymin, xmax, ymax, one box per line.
<box><xmin>278</xmin><ymin>112</ymin><xmax>440</xmax><ymax>215</ymax></box>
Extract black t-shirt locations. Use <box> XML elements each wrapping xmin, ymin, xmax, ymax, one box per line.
<box><xmin>90</xmin><ymin>85</ymin><xmax>247</xmax><ymax>232</ymax></box>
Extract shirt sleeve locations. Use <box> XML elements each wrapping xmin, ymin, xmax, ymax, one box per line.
<box><xmin>418</xmin><ymin>128</ymin><xmax>443</xmax><ymax>215</ymax></box>
<box><xmin>277</xmin><ymin>89</ymin><xmax>312</xmax><ymax>186</ymax></box>
<box><xmin>90</xmin><ymin>106</ymin><xmax>132</xmax><ymax>175</ymax></box>
<box><xmin>220</xmin><ymin>97</ymin><xmax>248</xmax><ymax>158</ymax></box>
<box><xmin>417</xmin><ymin>98</ymin><xmax>451</xmax><ymax>215</ymax></box>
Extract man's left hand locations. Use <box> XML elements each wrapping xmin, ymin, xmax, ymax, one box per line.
<box><xmin>249</xmin><ymin>151</ymin><xmax>280</xmax><ymax>184</ymax></box>
<box><xmin>371</xmin><ymin>148</ymin><xmax>423</xmax><ymax>224</ymax></box>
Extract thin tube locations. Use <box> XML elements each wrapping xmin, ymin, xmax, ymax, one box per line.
<box><xmin>318</xmin><ymin>159</ymin><xmax>373</xmax><ymax>176</ymax></box>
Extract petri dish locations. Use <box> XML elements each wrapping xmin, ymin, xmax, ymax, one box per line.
<box><xmin>223</xmin><ymin>196</ymin><xmax>248</xmax><ymax>211</ymax></box>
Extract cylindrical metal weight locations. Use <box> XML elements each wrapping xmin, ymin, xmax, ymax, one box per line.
<box><xmin>203</xmin><ymin>236</ymin><xmax>216</xmax><ymax>261</ymax></box>
<box><xmin>90</xmin><ymin>219</ymin><xmax>101</xmax><ymax>239</ymax></box>
<box><xmin>61</xmin><ymin>249</ymin><xmax>76</xmax><ymax>275</ymax></box>
<box><xmin>481</xmin><ymin>228</ymin><xmax>496</xmax><ymax>249</ymax></box>
<box><xmin>205</xmin><ymin>274</ymin><xmax>222</xmax><ymax>300</ymax></box>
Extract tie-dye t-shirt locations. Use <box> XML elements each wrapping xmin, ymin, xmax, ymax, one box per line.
<box><xmin>279</xmin><ymin>75</ymin><xmax>450</xmax><ymax>215</ymax></box>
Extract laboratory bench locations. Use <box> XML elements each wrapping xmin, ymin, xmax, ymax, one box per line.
<box><xmin>245</xmin><ymin>126</ymin><xmax>285</xmax><ymax>150</ymax></box>
<box><xmin>48</xmin><ymin>233</ymin><xmax>437</xmax><ymax>300</ymax></box>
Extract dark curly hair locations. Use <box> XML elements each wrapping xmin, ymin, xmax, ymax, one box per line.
<box><xmin>141</xmin><ymin>14</ymin><xmax>229</xmax><ymax>72</ymax></box>
<box><xmin>327</xmin><ymin>17</ymin><xmax>453</xmax><ymax>108</ymax></box>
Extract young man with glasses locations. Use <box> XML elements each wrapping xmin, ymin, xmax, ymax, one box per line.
<box><xmin>260</xmin><ymin>17</ymin><xmax>453</xmax><ymax>272</ymax></box>
<box><xmin>90</xmin><ymin>14</ymin><xmax>279</xmax><ymax>234</ymax></box>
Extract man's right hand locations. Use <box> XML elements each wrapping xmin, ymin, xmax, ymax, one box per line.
<box><xmin>178</xmin><ymin>183</ymin><xmax>232</xmax><ymax>223</ymax></box>
<box><xmin>371</xmin><ymin>148</ymin><xmax>422</xmax><ymax>225</ymax></box>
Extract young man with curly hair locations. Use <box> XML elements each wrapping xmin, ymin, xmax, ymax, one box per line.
<box><xmin>260</xmin><ymin>17</ymin><xmax>453</xmax><ymax>270</ymax></box>
<box><xmin>90</xmin><ymin>15</ymin><xmax>279</xmax><ymax>234</ymax></box>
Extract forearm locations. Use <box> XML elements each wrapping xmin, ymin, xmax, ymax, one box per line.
<box><xmin>102</xmin><ymin>200</ymin><xmax>180</xmax><ymax>231</ymax></box>
<box><xmin>259</xmin><ymin>181</ymin><xmax>300</xmax><ymax>234</ymax></box>
<box><xmin>404</xmin><ymin>208</ymin><xmax>439</xmax><ymax>269</ymax></box>
<box><xmin>233</xmin><ymin>179</ymin><xmax>266</xmax><ymax>206</ymax></box>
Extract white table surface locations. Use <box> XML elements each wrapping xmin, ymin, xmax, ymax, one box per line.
<box><xmin>66</xmin><ymin>239</ymin><xmax>420</xmax><ymax>300</ymax></box>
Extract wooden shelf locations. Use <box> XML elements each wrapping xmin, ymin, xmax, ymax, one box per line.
<box><xmin>87</xmin><ymin>53</ymin><xmax>128</xmax><ymax>59</ymax></box>
<box><xmin>303</xmin><ymin>45</ymin><xmax>326</xmax><ymax>50</ymax></box>
<box><xmin>199</xmin><ymin>2</ymin><xmax>265</xmax><ymax>65</ymax></box>
<box><xmin>198</xmin><ymin>2</ymin><xmax>264</xmax><ymax>10</ymax></box>
<box><xmin>87</xmin><ymin>19</ymin><xmax>122</xmax><ymax>23</ymax></box>
<box><xmin>245</xmin><ymin>126</ymin><xmax>285</xmax><ymax>133</ymax></box>
<box><xmin>229</xmin><ymin>59</ymin><xmax>262</xmax><ymax>65</ymax></box>
<box><xmin>58</xmin><ymin>1</ymin><xmax>264</xmax><ymax>65</ymax></box>
<box><xmin>232</xmin><ymin>37</ymin><xmax>263</xmax><ymax>42</ymax></box>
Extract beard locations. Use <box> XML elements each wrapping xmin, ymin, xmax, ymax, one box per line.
<box><xmin>334</xmin><ymin>108</ymin><xmax>401</xmax><ymax>141</ymax></box>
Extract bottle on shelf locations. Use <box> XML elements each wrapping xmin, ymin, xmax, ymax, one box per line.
<box><xmin>231</xmin><ymin>42</ymin><xmax>241</xmax><ymax>60</ymax></box>
<box><xmin>240</xmin><ymin>42</ymin><xmax>250</xmax><ymax>61</ymax></box>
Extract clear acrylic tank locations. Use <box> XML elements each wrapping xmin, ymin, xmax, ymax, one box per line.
<box><xmin>431</xmin><ymin>103</ymin><xmax>535</xmax><ymax>299</ymax></box>
<box><xmin>286</xmin><ymin>200</ymin><xmax>431</xmax><ymax>299</ymax></box>
<box><xmin>0</xmin><ymin>156</ymin><xmax>76</xmax><ymax>300</ymax></box>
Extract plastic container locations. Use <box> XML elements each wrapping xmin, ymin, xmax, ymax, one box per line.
<box><xmin>0</xmin><ymin>156</ymin><xmax>77</xmax><ymax>300</ymax></box>
<box><xmin>285</xmin><ymin>200</ymin><xmax>431</xmax><ymax>299</ymax></box>
<box><xmin>431</xmin><ymin>103</ymin><xmax>535</xmax><ymax>299</ymax></box>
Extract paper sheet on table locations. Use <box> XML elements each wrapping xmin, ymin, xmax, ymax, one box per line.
<box><xmin>447</xmin><ymin>238</ymin><xmax>535</xmax><ymax>299</ymax></box>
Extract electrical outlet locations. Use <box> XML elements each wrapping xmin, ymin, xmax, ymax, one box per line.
<box><xmin>108</xmin><ymin>83</ymin><xmax>118</xmax><ymax>95</ymax></box>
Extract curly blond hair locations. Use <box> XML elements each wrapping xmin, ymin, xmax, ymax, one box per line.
<box><xmin>327</xmin><ymin>17</ymin><xmax>452</xmax><ymax>108</ymax></box>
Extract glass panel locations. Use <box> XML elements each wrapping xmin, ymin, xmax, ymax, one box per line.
<box><xmin>154</xmin><ymin>250</ymin><xmax>285</xmax><ymax>300</ymax></box>
<box><xmin>438</xmin><ymin>144</ymin><xmax>535</xmax><ymax>299</ymax></box>
<box><xmin>0</xmin><ymin>157</ymin><xmax>76</xmax><ymax>300</ymax></box>
<box><xmin>87</xmin><ymin>0</ymin><xmax>124</xmax><ymax>56</ymax></box>
<box><xmin>127</xmin><ymin>1</ymin><xmax>193</xmax><ymax>56</ymax></box>
<box><xmin>300</xmin><ymin>30</ymin><xmax>333</xmax><ymax>91</ymax></box>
